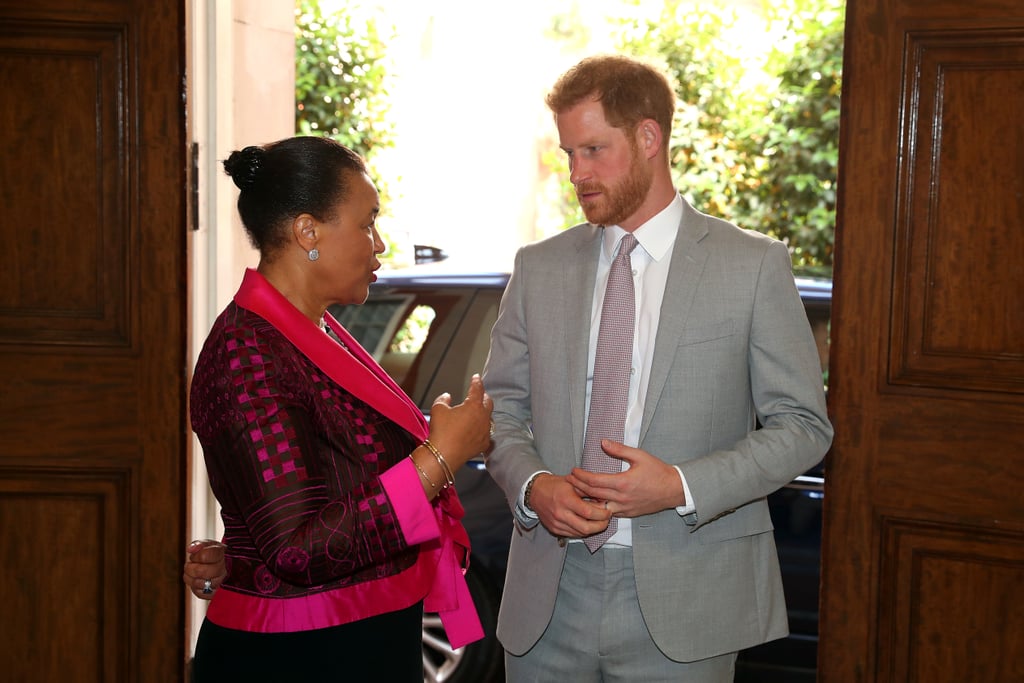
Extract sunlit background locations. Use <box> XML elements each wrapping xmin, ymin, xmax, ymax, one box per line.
<box><xmin>316</xmin><ymin>0</ymin><xmax>783</xmax><ymax>271</ymax></box>
<box><xmin>188</xmin><ymin>0</ymin><xmax>841</xmax><ymax>659</ymax></box>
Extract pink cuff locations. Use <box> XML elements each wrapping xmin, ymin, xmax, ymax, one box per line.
<box><xmin>381</xmin><ymin>457</ymin><xmax>440</xmax><ymax>547</ymax></box>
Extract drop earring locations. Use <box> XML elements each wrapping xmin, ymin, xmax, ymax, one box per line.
<box><xmin>308</xmin><ymin>248</ymin><xmax>320</xmax><ymax>262</ymax></box>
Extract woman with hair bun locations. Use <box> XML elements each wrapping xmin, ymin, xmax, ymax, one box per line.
<box><xmin>184</xmin><ymin>135</ymin><xmax>491</xmax><ymax>681</ymax></box>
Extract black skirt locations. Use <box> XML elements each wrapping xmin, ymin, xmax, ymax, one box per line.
<box><xmin>191</xmin><ymin>601</ymin><xmax>423</xmax><ymax>682</ymax></box>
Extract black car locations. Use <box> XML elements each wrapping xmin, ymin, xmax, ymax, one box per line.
<box><xmin>330</xmin><ymin>263</ymin><xmax>831</xmax><ymax>683</ymax></box>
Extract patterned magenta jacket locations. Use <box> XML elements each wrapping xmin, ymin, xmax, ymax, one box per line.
<box><xmin>190</xmin><ymin>268</ymin><xmax>481</xmax><ymax>648</ymax></box>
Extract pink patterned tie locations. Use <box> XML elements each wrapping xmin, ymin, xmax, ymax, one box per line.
<box><xmin>582</xmin><ymin>233</ymin><xmax>638</xmax><ymax>552</ymax></box>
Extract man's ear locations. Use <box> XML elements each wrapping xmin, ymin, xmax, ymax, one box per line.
<box><xmin>292</xmin><ymin>214</ymin><xmax>318</xmax><ymax>252</ymax></box>
<box><xmin>637</xmin><ymin>119</ymin><xmax>663</xmax><ymax>159</ymax></box>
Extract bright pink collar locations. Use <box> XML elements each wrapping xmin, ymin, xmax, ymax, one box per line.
<box><xmin>233</xmin><ymin>268</ymin><xmax>428</xmax><ymax>441</ymax></box>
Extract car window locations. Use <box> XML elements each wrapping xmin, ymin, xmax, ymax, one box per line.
<box><xmin>330</xmin><ymin>286</ymin><xmax>501</xmax><ymax>410</ymax></box>
<box><xmin>419</xmin><ymin>291</ymin><xmax>500</xmax><ymax>406</ymax></box>
<box><xmin>332</xmin><ymin>295</ymin><xmax>415</xmax><ymax>357</ymax></box>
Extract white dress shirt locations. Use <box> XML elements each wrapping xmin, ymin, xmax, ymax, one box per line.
<box><xmin>519</xmin><ymin>194</ymin><xmax>696</xmax><ymax>543</ymax></box>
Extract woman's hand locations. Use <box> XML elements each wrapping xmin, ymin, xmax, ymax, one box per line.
<box><xmin>183</xmin><ymin>539</ymin><xmax>227</xmax><ymax>600</ymax></box>
<box><xmin>425</xmin><ymin>373</ymin><xmax>493</xmax><ymax>473</ymax></box>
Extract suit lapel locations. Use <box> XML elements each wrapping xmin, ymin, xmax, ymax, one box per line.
<box><xmin>565</xmin><ymin>226</ymin><xmax>603</xmax><ymax>464</ymax></box>
<box><xmin>640</xmin><ymin>204</ymin><xmax>710</xmax><ymax>444</ymax></box>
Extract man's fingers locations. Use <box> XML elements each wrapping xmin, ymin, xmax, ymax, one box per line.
<box><xmin>599</xmin><ymin>439</ymin><xmax>632</xmax><ymax>460</ymax></box>
<box><xmin>566</xmin><ymin>469</ymin><xmax>613</xmax><ymax>497</ymax></box>
<box><xmin>557</xmin><ymin>500</ymin><xmax>611</xmax><ymax>534</ymax></box>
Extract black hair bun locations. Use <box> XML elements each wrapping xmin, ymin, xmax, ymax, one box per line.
<box><xmin>223</xmin><ymin>145</ymin><xmax>264</xmax><ymax>190</ymax></box>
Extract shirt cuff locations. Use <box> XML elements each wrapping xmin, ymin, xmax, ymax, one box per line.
<box><xmin>673</xmin><ymin>466</ymin><xmax>696</xmax><ymax>516</ymax></box>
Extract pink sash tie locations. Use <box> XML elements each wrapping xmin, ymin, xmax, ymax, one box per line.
<box><xmin>425</xmin><ymin>487</ymin><xmax>482</xmax><ymax>648</ymax></box>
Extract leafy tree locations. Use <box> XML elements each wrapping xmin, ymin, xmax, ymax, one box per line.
<box><xmin>295</xmin><ymin>0</ymin><xmax>392</xmax><ymax>155</ymax></box>
<box><xmin>756</xmin><ymin>0</ymin><xmax>844</xmax><ymax>270</ymax></box>
<box><xmin>549</xmin><ymin>0</ymin><xmax>843</xmax><ymax>272</ymax></box>
<box><xmin>618</xmin><ymin>1</ymin><xmax>769</xmax><ymax>224</ymax></box>
<box><xmin>294</xmin><ymin>0</ymin><xmax>404</xmax><ymax>261</ymax></box>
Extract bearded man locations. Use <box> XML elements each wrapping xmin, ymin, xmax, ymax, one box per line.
<box><xmin>482</xmin><ymin>54</ymin><xmax>833</xmax><ymax>682</ymax></box>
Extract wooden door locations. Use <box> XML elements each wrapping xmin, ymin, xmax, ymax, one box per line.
<box><xmin>820</xmin><ymin>0</ymin><xmax>1024</xmax><ymax>681</ymax></box>
<box><xmin>0</xmin><ymin>1</ymin><xmax>188</xmax><ymax>681</ymax></box>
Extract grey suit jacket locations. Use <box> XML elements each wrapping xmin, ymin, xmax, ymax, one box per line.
<box><xmin>482</xmin><ymin>198</ymin><xmax>833</xmax><ymax>662</ymax></box>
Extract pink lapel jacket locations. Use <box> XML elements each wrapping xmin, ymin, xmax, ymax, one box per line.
<box><xmin>197</xmin><ymin>269</ymin><xmax>481</xmax><ymax>648</ymax></box>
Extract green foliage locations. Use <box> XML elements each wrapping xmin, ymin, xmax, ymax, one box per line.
<box><xmin>389</xmin><ymin>305</ymin><xmax>436</xmax><ymax>353</ymax></box>
<box><xmin>756</xmin><ymin>0</ymin><xmax>844</xmax><ymax>268</ymax></box>
<box><xmin>293</xmin><ymin>0</ymin><xmax>843</xmax><ymax>270</ymax></box>
<box><xmin>546</xmin><ymin>4</ymin><xmax>594</xmax><ymax>53</ymax></box>
<box><xmin>618</xmin><ymin>1</ymin><xmax>769</xmax><ymax>224</ymax></box>
<box><xmin>550</xmin><ymin>0</ymin><xmax>844</xmax><ymax>272</ymax></box>
<box><xmin>295</xmin><ymin>0</ymin><xmax>393</xmax><ymax>155</ymax></box>
<box><xmin>294</xmin><ymin>0</ymin><xmax>405</xmax><ymax>262</ymax></box>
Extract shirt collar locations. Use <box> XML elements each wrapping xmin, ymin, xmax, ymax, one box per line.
<box><xmin>601</xmin><ymin>194</ymin><xmax>682</xmax><ymax>262</ymax></box>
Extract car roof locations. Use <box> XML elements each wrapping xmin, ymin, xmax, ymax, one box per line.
<box><xmin>374</xmin><ymin>272</ymin><xmax>509</xmax><ymax>289</ymax></box>
<box><xmin>374</xmin><ymin>262</ymin><xmax>509</xmax><ymax>289</ymax></box>
<box><xmin>373</xmin><ymin>265</ymin><xmax>833</xmax><ymax>301</ymax></box>
<box><xmin>794</xmin><ymin>275</ymin><xmax>833</xmax><ymax>302</ymax></box>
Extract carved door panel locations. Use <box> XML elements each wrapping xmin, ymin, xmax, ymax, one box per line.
<box><xmin>0</xmin><ymin>1</ymin><xmax>188</xmax><ymax>680</ymax></box>
<box><xmin>821</xmin><ymin>0</ymin><xmax>1024</xmax><ymax>681</ymax></box>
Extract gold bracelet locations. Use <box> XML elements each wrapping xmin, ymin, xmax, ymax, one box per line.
<box><xmin>423</xmin><ymin>440</ymin><xmax>454</xmax><ymax>485</ymax></box>
<box><xmin>421</xmin><ymin>439</ymin><xmax>455</xmax><ymax>488</ymax></box>
<box><xmin>409</xmin><ymin>454</ymin><xmax>438</xmax><ymax>491</ymax></box>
